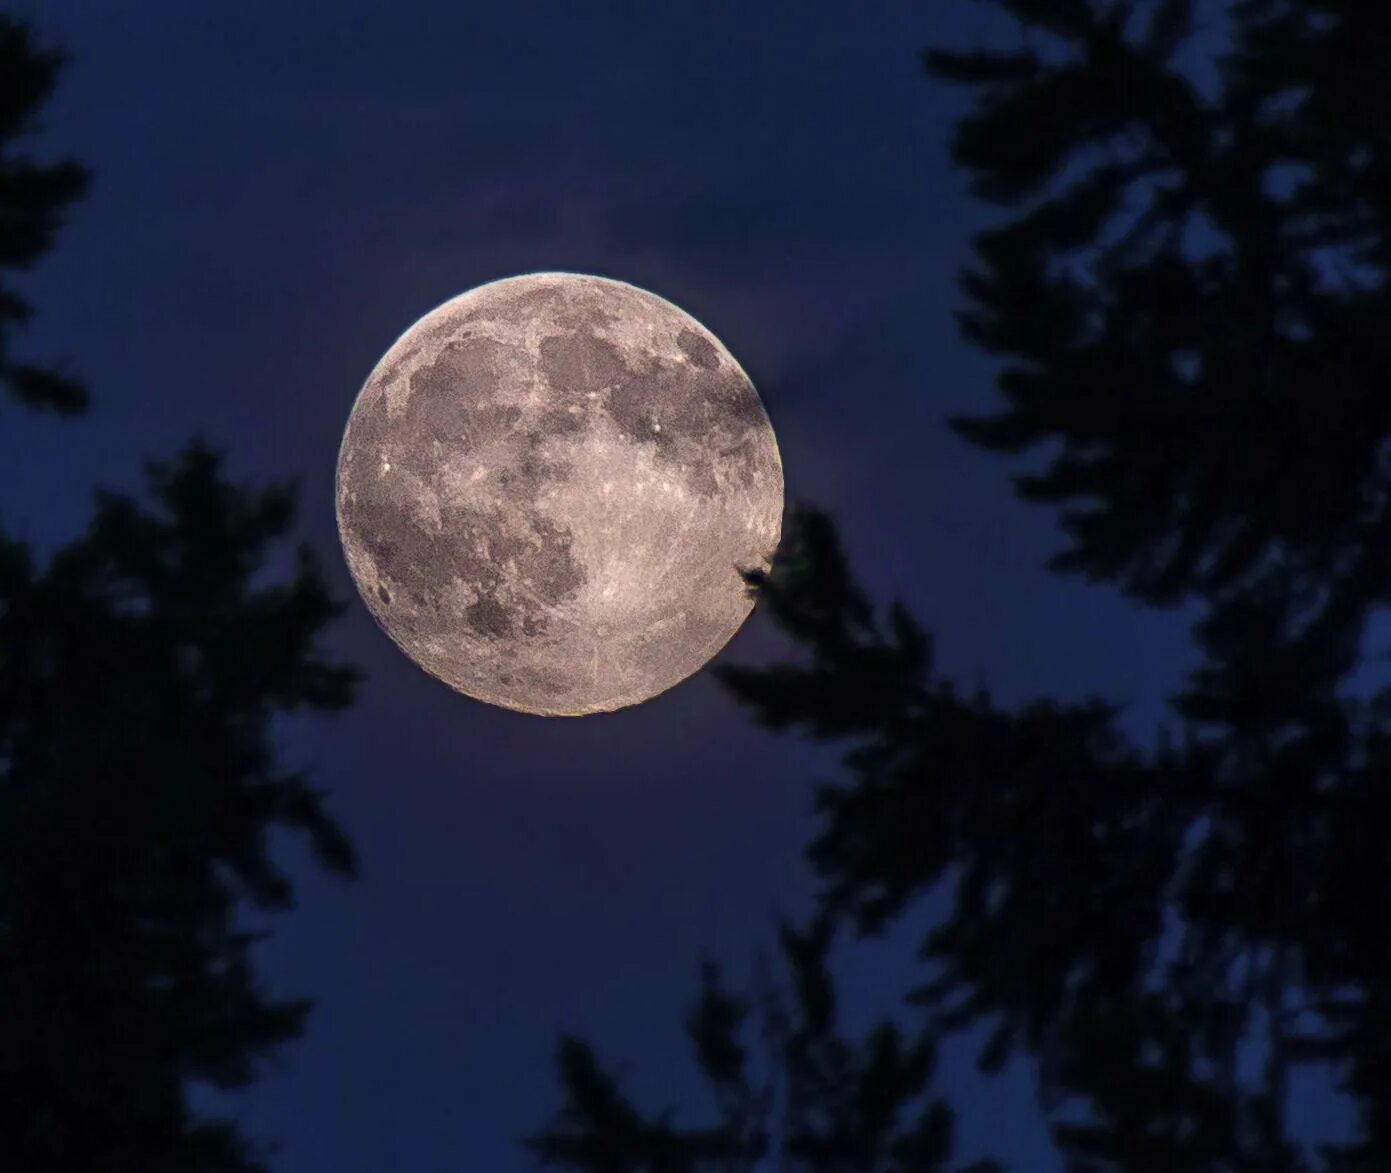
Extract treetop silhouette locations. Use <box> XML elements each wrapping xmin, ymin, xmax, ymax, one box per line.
<box><xmin>0</xmin><ymin>442</ymin><xmax>362</xmax><ymax>1171</ymax></box>
<box><xmin>0</xmin><ymin>11</ymin><xmax>363</xmax><ymax>1169</ymax></box>
<box><xmin>0</xmin><ymin>14</ymin><xmax>88</xmax><ymax>414</ymax></box>
<box><xmin>531</xmin><ymin>911</ymin><xmax>1002</xmax><ymax>1173</ymax></box>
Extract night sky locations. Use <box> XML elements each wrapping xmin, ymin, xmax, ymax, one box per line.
<box><xmin>8</xmin><ymin>2</ymin><xmax>1212</xmax><ymax>1168</ymax></box>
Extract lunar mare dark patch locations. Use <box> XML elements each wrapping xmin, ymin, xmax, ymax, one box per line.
<box><xmin>677</xmin><ymin>328</ymin><xmax>720</xmax><ymax>369</ymax></box>
<box><xmin>604</xmin><ymin>369</ymin><xmax>674</xmax><ymax>446</ymax></box>
<box><xmin>465</xmin><ymin>595</ymin><xmax>513</xmax><ymax>638</ymax></box>
<box><xmin>538</xmin><ymin>332</ymin><xmax>628</xmax><ymax>393</ymax></box>
<box><xmin>336</xmin><ymin>272</ymin><xmax>783</xmax><ymax>716</ymax></box>
<box><xmin>400</xmin><ymin>341</ymin><xmax>521</xmax><ymax>457</ymax></box>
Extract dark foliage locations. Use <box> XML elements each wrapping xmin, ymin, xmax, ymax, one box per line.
<box><xmin>931</xmin><ymin>0</ymin><xmax>1391</xmax><ymax>620</ymax></box>
<box><xmin>716</xmin><ymin>504</ymin><xmax>1391</xmax><ymax>1169</ymax></box>
<box><xmin>0</xmin><ymin>14</ymin><xmax>89</xmax><ymax>414</ymax></box>
<box><xmin>0</xmin><ymin>12</ymin><xmax>361</xmax><ymax>1169</ymax></box>
<box><xmin>529</xmin><ymin>913</ymin><xmax>1000</xmax><ymax>1173</ymax></box>
<box><xmin>0</xmin><ymin>443</ymin><xmax>361</xmax><ymax>1170</ymax></box>
<box><xmin>913</xmin><ymin>2</ymin><xmax>1391</xmax><ymax>1160</ymax></box>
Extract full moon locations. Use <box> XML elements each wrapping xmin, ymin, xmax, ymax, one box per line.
<box><xmin>335</xmin><ymin>272</ymin><xmax>784</xmax><ymax>716</ymax></box>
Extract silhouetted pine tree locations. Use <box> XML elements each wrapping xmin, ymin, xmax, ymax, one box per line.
<box><xmin>0</xmin><ymin>444</ymin><xmax>360</xmax><ymax>1171</ymax></box>
<box><xmin>929</xmin><ymin>0</ymin><xmax>1391</xmax><ymax>617</ymax></box>
<box><xmin>912</xmin><ymin>0</ymin><xmax>1391</xmax><ymax>1165</ymax></box>
<box><xmin>529</xmin><ymin>913</ymin><xmax>1001</xmax><ymax>1173</ymax></box>
<box><xmin>713</xmin><ymin>512</ymin><xmax>1334</xmax><ymax>1170</ymax></box>
<box><xmin>0</xmin><ymin>14</ymin><xmax>88</xmax><ymax>414</ymax></box>
<box><xmin>0</xmin><ymin>12</ymin><xmax>362</xmax><ymax>1170</ymax></box>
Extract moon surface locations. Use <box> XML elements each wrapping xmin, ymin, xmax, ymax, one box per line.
<box><xmin>335</xmin><ymin>272</ymin><xmax>784</xmax><ymax>716</ymax></box>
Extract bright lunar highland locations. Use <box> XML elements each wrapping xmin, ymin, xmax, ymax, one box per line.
<box><xmin>335</xmin><ymin>272</ymin><xmax>784</xmax><ymax>715</ymax></box>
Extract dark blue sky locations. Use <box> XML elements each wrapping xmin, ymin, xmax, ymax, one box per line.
<box><xmin>7</xmin><ymin>2</ymin><xmax>1216</xmax><ymax>1168</ymax></box>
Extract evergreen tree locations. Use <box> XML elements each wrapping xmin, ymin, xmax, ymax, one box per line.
<box><xmin>0</xmin><ymin>444</ymin><xmax>360</xmax><ymax>1171</ymax></box>
<box><xmin>529</xmin><ymin>913</ymin><xmax>999</xmax><ymax>1173</ymax></box>
<box><xmin>0</xmin><ymin>14</ymin><xmax>88</xmax><ymax>414</ymax></box>
<box><xmin>0</xmin><ymin>13</ymin><xmax>362</xmax><ymax>1169</ymax></box>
